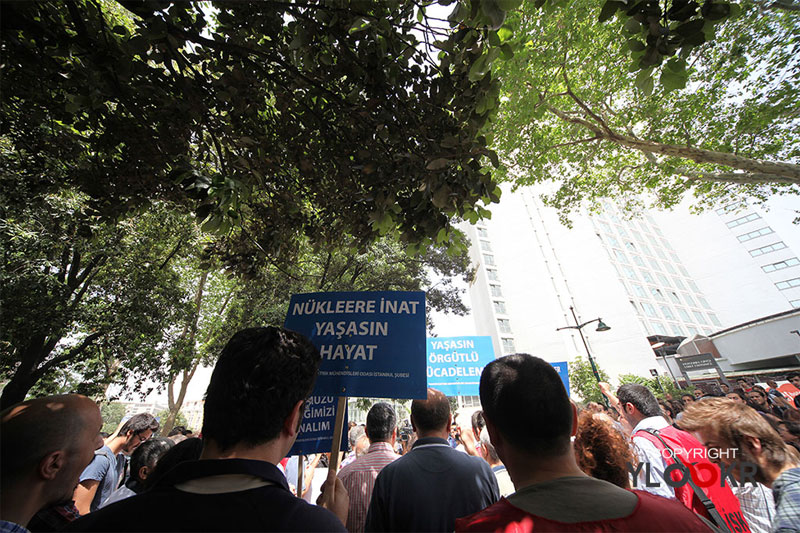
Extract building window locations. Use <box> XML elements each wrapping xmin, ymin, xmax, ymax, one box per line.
<box><xmin>656</xmin><ymin>247</ymin><xmax>668</xmax><ymax>260</ymax></box>
<box><xmin>502</xmin><ymin>338</ymin><xmax>516</xmax><ymax>353</ymax></box>
<box><xmin>669</xmin><ymin>291</ymin><xmax>681</xmax><ymax>304</ymax></box>
<box><xmin>664</xmin><ymin>262</ymin><xmax>677</xmax><ymax>275</ymax></box>
<box><xmin>670</xmin><ymin>323</ymin><xmax>685</xmax><ymax>336</ymax></box>
<box><xmin>791</xmin><ymin>299</ymin><xmax>800</xmax><ymax>309</ymax></box>
<box><xmin>631</xmin><ymin>283</ymin><xmax>647</xmax><ymax>298</ymax></box>
<box><xmin>623</xmin><ymin>266</ymin><xmax>638</xmax><ymax>280</ymax></box>
<box><xmin>678</xmin><ymin>265</ymin><xmax>689</xmax><ymax>276</ymax></box>
<box><xmin>614</xmin><ymin>249</ymin><xmax>629</xmax><ymax>263</ymax></box>
<box><xmin>480</xmin><ymin>240</ymin><xmax>492</xmax><ymax>252</ymax></box>
<box><xmin>693</xmin><ymin>310</ymin><xmax>708</xmax><ymax>324</ymax></box>
<box><xmin>750</xmin><ymin>242</ymin><xmax>787</xmax><ymax>257</ymax></box>
<box><xmin>493</xmin><ymin>300</ymin><xmax>507</xmax><ymax>314</ymax></box>
<box><xmin>625</xmin><ymin>241</ymin><xmax>637</xmax><ymax>251</ymax></box>
<box><xmin>630</xmin><ymin>300</ymin><xmax>641</xmax><ymax>314</ymax></box>
<box><xmin>683</xmin><ymin>293</ymin><xmax>697</xmax><ymax>307</ymax></box>
<box><xmin>657</xmin><ymin>273</ymin><xmax>672</xmax><ymax>287</ymax></box>
<box><xmin>726</xmin><ymin>212</ymin><xmax>761</xmax><ymax>228</ymax></box>
<box><xmin>651</xmin><ymin>288</ymin><xmax>665</xmax><ymax>301</ymax></box>
<box><xmin>642</xmin><ymin>302</ymin><xmax>658</xmax><ymax>318</ymax></box>
<box><xmin>698</xmin><ymin>296</ymin><xmax>711</xmax><ymax>309</ymax></box>
<box><xmin>484</xmin><ymin>254</ymin><xmax>495</xmax><ymax>266</ymax></box>
<box><xmin>497</xmin><ymin>318</ymin><xmax>512</xmax><ymax>333</ymax></box>
<box><xmin>737</xmin><ymin>227</ymin><xmax>774</xmax><ymax>243</ymax></box>
<box><xmin>490</xmin><ymin>284</ymin><xmax>503</xmax><ymax>297</ymax></box>
<box><xmin>640</xmin><ymin>270</ymin><xmax>654</xmax><ymax>283</ymax></box>
<box><xmin>672</xmin><ymin>277</ymin><xmax>686</xmax><ymax>290</ymax></box>
<box><xmin>677</xmin><ymin>308</ymin><xmax>691</xmax><ymax>322</ymax></box>
<box><xmin>660</xmin><ymin>306</ymin><xmax>675</xmax><ymax>320</ymax></box>
<box><xmin>776</xmin><ymin>277</ymin><xmax>800</xmax><ymax>290</ymax></box>
<box><xmin>607</xmin><ymin>235</ymin><xmax>620</xmax><ymax>248</ymax></box>
<box><xmin>688</xmin><ymin>280</ymin><xmax>700</xmax><ymax>292</ymax></box>
<box><xmin>763</xmin><ymin>257</ymin><xmax>800</xmax><ymax>273</ymax></box>
<box><xmin>641</xmin><ymin>243</ymin><xmax>653</xmax><ymax>257</ymax></box>
<box><xmin>478</xmin><ymin>227</ymin><xmax>489</xmax><ymax>238</ymax></box>
<box><xmin>648</xmin><ymin>257</ymin><xmax>661</xmax><ymax>270</ymax></box>
<box><xmin>651</xmin><ymin>320</ymin><xmax>667</xmax><ymax>334</ymax></box>
<box><xmin>709</xmin><ymin>313</ymin><xmax>722</xmax><ymax>327</ymax></box>
<box><xmin>633</xmin><ymin>255</ymin><xmax>645</xmax><ymax>267</ymax></box>
<box><xmin>486</xmin><ymin>269</ymin><xmax>499</xmax><ymax>281</ymax></box>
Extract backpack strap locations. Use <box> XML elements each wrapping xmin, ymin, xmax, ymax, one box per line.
<box><xmin>640</xmin><ymin>428</ymin><xmax>731</xmax><ymax>533</ymax></box>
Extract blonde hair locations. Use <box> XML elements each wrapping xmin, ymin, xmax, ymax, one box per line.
<box><xmin>680</xmin><ymin>398</ymin><xmax>799</xmax><ymax>470</ymax></box>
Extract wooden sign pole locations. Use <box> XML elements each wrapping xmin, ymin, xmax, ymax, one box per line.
<box><xmin>326</xmin><ymin>396</ymin><xmax>348</xmax><ymax>473</ymax></box>
<box><xmin>297</xmin><ymin>454</ymin><xmax>304</xmax><ymax>498</ymax></box>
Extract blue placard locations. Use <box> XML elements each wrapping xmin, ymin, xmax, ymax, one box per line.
<box><xmin>289</xmin><ymin>395</ymin><xmax>348</xmax><ymax>455</ymax></box>
<box><xmin>551</xmin><ymin>361</ymin><xmax>570</xmax><ymax>397</ymax></box>
<box><xmin>426</xmin><ymin>336</ymin><xmax>496</xmax><ymax>396</ymax></box>
<box><xmin>284</xmin><ymin>291</ymin><xmax>427</xmax><ymax>399</ymax></box>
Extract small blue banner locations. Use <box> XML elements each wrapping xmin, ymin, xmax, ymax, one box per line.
<box><xmin>550</xmin><ymin>361</ymin><xmax>570</xmax><ymax>397</ymax></box>
<box><xmin>426</xmin><ymin>336</ymin><xmax>496</xmax><ymax>396</ymax></box>
<box><xmin>284</xmin><ymin>291</ymin><xmax>427</xmax><ymax>399</ymax></box>
<box><xmin>289</xmin><ymin>395</ymin><xmax>348</xmax><ymax>455</ymax></box>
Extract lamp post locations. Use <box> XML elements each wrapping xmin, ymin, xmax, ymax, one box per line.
<box><xmin>557</xmin><ymin>306</ymin><xmax>611</xmax><ymax>404</ymax></box>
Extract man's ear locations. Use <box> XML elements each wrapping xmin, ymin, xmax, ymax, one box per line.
<box><xmin>410</xmin><ymin>414</ymin><xmax>417</xmax><ymax>434</ymax></box>
<box><xmin>39</xmin><ymin>450</ymin><xmax>65</xmax><ymax>480</ymax></box>
<box><xmin>139</xmin><ymin>465</ymin><xmax>150</xmax><ymax>481</ymax></box>
<box><xmin>283</xmin><ymin>400</ymin><xmax>305</xmax><ymax>438</ymax></box>
<box><xmin>743</xmin><ymin>435</ymin><xmax>762</xmax><ymax>456</ymax></box>
<box><xmin>570</xmin><ymin>403</ymin><xmax>579</xmax><ymax>437</ymax></box>
<box><xmin>624</xmin><ymin>402</ymin><xmax>635</xmax><ymax>415</ymax></box>
<box><xmin>484</xmin><ymin>416</ymin><xmax>503</xmax><ymax>457</ymax></box>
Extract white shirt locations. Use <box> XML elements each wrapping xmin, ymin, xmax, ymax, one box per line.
<box><xmin>630</xmin><ymin>416</ymin><xmax>676</xmax><ymax>500</ymax></box>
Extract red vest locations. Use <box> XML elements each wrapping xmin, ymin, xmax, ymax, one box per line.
<box><xmin>455</xmin><ymin>491</ymin><xmax>713</xmax><ymax>532</ymax></box>
<box><xmin>634</xmin><ymin>426</ymin><xmax>751</xmax><ymax>533</ymax></box>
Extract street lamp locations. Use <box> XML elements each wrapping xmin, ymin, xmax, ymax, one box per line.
<box><xmin>556</xmin><ymin>306</ymin><xmax>611</xmax><ymax>389</ymax></box>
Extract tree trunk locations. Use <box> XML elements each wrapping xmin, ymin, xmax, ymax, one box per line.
<box><xmin>160</xmin><ymin>270</ymin><xmax>208</xmax><ymax>436</ymax></box>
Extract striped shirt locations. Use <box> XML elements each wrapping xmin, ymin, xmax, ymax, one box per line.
<box><xmin>337</xmin><ymin>441</ymin><xmax>399</xmax><ymax>533</ymax></box>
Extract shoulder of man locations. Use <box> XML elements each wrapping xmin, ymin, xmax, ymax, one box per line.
<box><xmin>79</xmin><ymin>448</ymin><xmax>113</xmax><ymax>482</ymax></box>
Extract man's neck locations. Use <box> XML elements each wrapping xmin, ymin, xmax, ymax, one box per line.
<box><xmin>764</xmin><ymin>460</ymin><xmax>799</xmax><ymax>488</ymax></box>
<box><xmin>200</xmin><ymin>439</ymin><xmax>287</xmax><ymax>465</ymax></box>
<box><xmin>503</xmin><ymin>447</ymin><xmax>587</xmax><ymax>490</ymax></box>
<box><xmin>416</xmin><ymin>429</ymin><xmax>449</xmax><ymax>441</ymax></box>
<box><xmin>106</xmin><ymin>435</ymin><xmax>127</xmax><ymax>455</ymax></box>
<box><xmin>0</xmin><ymin>482</ymin><xmax>43</xmax><ymax>528</ymax></box>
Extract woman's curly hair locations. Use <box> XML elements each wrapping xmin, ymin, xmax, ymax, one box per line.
<box><xmin>574</xmin><ymin>410</ymin><xmax>634</xmax><ymax>489</ymax></box>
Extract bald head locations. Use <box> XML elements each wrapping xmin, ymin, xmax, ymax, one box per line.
<box><xmin>1</xmin><ymin>394</ymin><xmax>101</xmax><ymax>483</ymax></box>
<box><xmin>411</xmin><ymin>388</ymin><xmax>451</xmax><ymax>434</ymax></box>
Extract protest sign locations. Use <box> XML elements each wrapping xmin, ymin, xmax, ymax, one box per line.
<box><xmin>288</xmin><ymin>395</ymin><xmax>349</xmax><ymax>456</ymax></box>
<box><xmin>550</xmin><ymin>361</ymin><xmax>570</xmax><ymax>397</ymax></box>
<box><xmin>284</xmin><ymin>291</ymin><xmax>427</xmax><ymax>399</ymax></box>
<box><xmin>426</xmin><ymin>336</ymin><xmax>495</xmax><ymax>396</ymax></box>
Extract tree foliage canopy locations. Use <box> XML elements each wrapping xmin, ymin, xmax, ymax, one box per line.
<box><xmin>493</xmin><ymin>0</ymin><xmax>799</xmax><ymax>221</ymax></box>
<box><xmin>1</xmin><ymin>0</ymin><xmax>513</xmax><ymax>259</ymax></box>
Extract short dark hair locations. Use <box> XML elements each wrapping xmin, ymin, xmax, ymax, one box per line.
<box><xmin>145</xmin><ymin>437</ymin><xmax>203</xmax><ymax>490</ymax></box>
<box><xmin>480</xmin><ymin>354</ymin><xmax>573</xmax><ymax>456</ymax></box>
<box><xmin>130</xmin><ymin>438</ymin><xmax>173</xmax><ymax>483</ymax></box>
<box><xmin>411</xmin><ymin>388</ymin><xmax>450</xmax><ymax>433</ymax></box>
<box><xmin>120</xmin><ymin>413</ymin><xmax>159</xmax><ymax>437</ymax></box>
<box><xmin>167</xmin><ymin>426</ymin><xmax>186</xmax><ymax>437</ymax></box>
<box><xmin>201</xmin><ymin>327</ymin><xmax>320</xmax><ymax>451</ymax></box>
<box><xmin>617</xmin><ymin>384</ymin><xmax>662</xmax><ymax>418</ymax></box>
<box><xmin>787</xmin><ymin>373</ymin><xmax>800</xmax><ymax>381</ymax></box>
<box><xmin>366</xmin><ymin>402</ymin><xmax>396</xmax><ymax>442</ymax></box>
<box><xmin>471</xmin><ymin>410</ymin><xmax>485</xmax><ymax>436</ymax></box>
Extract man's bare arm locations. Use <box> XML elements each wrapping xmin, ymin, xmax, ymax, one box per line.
<box><xmin>73</xmin><ymin>479</ymin><xmax>99</xmax><ymax>515</ymax></box>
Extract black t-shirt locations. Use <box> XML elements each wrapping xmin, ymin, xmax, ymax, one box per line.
<box><xmin>66</xmin><ymin>458</ymin><xmax>345</xmax><ymax>532</ymax></box>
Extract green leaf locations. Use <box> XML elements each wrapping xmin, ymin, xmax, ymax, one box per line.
<box><xmin>496</xmin><ymin>0</ymin><xmax>524</xmax><ymax>10</ymax></box>
<box><xmin>497</xmin><ymin>26</ymin><xmax>514</xmax><ymax>42</ymax></box>
<box><xmin>426</xmin><ymin>158</ymin><xmax>452</xmax><ymax>170</ymax></box>
<box><xmin>598</xmin><ymin>1</ymin><xmax>622</xmax><ymax>23</ymax></box>
<box><xmin>660</xmin><ymin>69</ymin><xmax>687</xmax><ymax>92</ymax></box>
<box><xmin>623</xmin><ymin>18</ymin><xmax>641</xmax><ymax>34</ymax></box>
<box><xmin>468</xmin><ymin>54</ymin><xmax>490</xmax><ymax>82</ymax></box>
<box><xmin>635</xmin><ymin>69</ymin><xmax>654</xmax><ymax>95</ymax></box>
<box><xmin>627</xmin><ymin>39</ymin><xmax>646</xmax><ymax>52</ymax></box>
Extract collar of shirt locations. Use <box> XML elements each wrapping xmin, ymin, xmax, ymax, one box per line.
<box><xmin>155</xmin><ymin>458</ymin><xmax>289</xmax><ymax>493</ymax></box>
<box><xmin>632</xmin><ymin>415</ymin><xmax>669</xmax><ymax>436</ymax></box>
<box><xmin>492</xmin><ymin>465</ymin><xmax>507</xmax><ymax>474</ymax></box>
<box><xmin>411</xmin><ymin>436</ymin><xmax>450</xmax><ymax>449</ymax></box>
<box><xmin>366</xmin><ymin>441</ymin><xmax>396</xmax><ymax>454</ymax></box>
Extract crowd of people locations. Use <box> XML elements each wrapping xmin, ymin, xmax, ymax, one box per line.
<box><xmin>2</xmin><ymin>326</ymin><xmax>799</xmax><ymax>532</ymax></box>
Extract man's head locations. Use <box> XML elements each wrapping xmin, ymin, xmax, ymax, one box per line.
<box><xmin>348</xmin><ymin>425</ymin><xmax>366</xmax><ymax>449</ymax></box>
<box><xmin>471</xmin><ymin>410</ymin><xmax>485</xmax><ymax>439</ymax></box>
<box><xmin>617</xmin><ymin>384</ymin><xmax>662</xmax><ymax>428</ymax></box>
<box><xmin>746</xmin><ymin>387</ymin><xmax>768</xmax><ymax>408</ymax></box>
<box><xmin>693</xmin><ymin>388</ymin><xmax>704</xmax><ymax>399</ymax></box>
<box><xmin>766</xmin><ymin>380</ymin><xmax>779</xmax><ymax>389</ymax></box>
<box><xmin>720</xmin><ymin>382</ymin><xmax>730</xmax><ymax>393</ymax></box>
<box><xmin>365</xmin><ymin>402</ymin><xmax>396</xmax><ymax>444</ymax></box>
<box><xmin>737</xmin><ymin>378</ymin><xmax>750</xmax><ymax>388</ymax></box>
<box><xmin>480</xmin><ymin>354</ymin><xmax>574</xmax><ymax>459</ymax></box>
<box><xmin>129</xmin><ymin>437</ymin><xmax>173</xmax><ymax>486</ymax></box>
<box><xmin>117</xmin><ymin>413</ymin><xmax>159</xmax><ymax>455</ymax></box>
<box><xmin>680</xmin><ymin>398</ymin><xmax>798</xmax><ymax>485</ymax></box>
<box><xmin>201</xmin><ymin>327</ymin><xmax>320</xmax><ymax>452</ymax></box>
<box><xmin>727</xmin><ymin>390</ymin><xmax>746</xmax><ymax>403</ymax></box>
<box><xmin>788</xmin><ymin>373</ymin><xmax>800</xmax><ymax>390</ymax></box>
<box><xmin>410</xmin><ymin>388</ymin><xmax>451</xmax><ymax>437</ymax></box>
<box><xmin>0</xmin><ymin>395</ymin><xmax>103</xmax><ymax>524</ymax></box>
<box><xmin>681</xmin><ymin>394</ymin><xmax>695</xmax><ymax>405</ymax></box>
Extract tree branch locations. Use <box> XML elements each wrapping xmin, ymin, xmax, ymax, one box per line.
<box><xmin>36</xmin><ymin>331</ymin><xmax>103</xmax><ymax>375</ymax></box>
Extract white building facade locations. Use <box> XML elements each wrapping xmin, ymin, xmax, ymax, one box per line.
<box><xmin>462</xmin><ymin>185</ymin><xmax>800</xmax><ymax>382</ymax></box>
